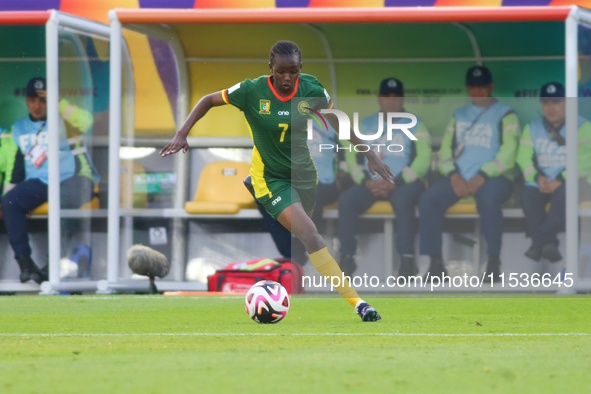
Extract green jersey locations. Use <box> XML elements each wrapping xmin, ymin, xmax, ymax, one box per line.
<box><xmin>222</xmin><ymin>73</ymin><xmax>332</xmax><ymax>196</ymax></box>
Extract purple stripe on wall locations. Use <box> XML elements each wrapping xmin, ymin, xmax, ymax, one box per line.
<box><xmin>501</xmin><ymin>0</ymin><xmax>551</xmax><ymax>5</ymax></box>
<box><xmin>0</xmin><ymin>0</ymin><xmax>60</xmax><ymax>11</ymax></box>
<box><xmin>385</xmin><ymin>0</ymin><xmax>436</xmax><ymax>6</ymax></box>
<box><xmin>148</xmin><ymin>36</ymin><xmax>179</xmax><ymax>122</ymax></box>
<box><xmin>139</xmin><ymin>0</ymin><xmax>195</xmax><ymax>8</ymax></box>
<box><xmin>276</xmin><ymin>0</ymin><xmax>311</xmax><ymax>7</ymax></box>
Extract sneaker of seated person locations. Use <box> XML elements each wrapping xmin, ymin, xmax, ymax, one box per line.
<box><xmin>398</xmin><ymin>254</ymin><xmax>418</xmax><ymax>279</ymax></box>
<box><xmin>524</xmin><ymin>243</ymin><xmax>543</xmax><ymax>262</ymax></box>
<box><xmin>424</xmin><ymin>254</ymin><xmax>447</xmax><ymax>282</ymax></box>
<box><xmin>16</xmin><ymin>255</ymin><xmax>45</xmax><ymax>284</ymax></box>
<box><xmin>483</xmin><ymin>255</ymin><xmax>502</xmax><ymax>283</ymax></box>
<box><xmin>339</xmin><ymin>254</ymin><xmax>357</xmax><ymax>278</ymax></box>
<box><xmin>541</xmin><ymin>242</ymin><xmax>562</xmax><ymax>263</ymax></box>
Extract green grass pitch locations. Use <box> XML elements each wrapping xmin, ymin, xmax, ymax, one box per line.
<box><xmin>0</xmin><ymin>295</ymin><xmax>590</xmax><ymax>394</ymax></box>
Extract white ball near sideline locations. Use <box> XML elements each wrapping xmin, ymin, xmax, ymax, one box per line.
<box><xmin>245</xmin><ymin>280</ymin><xmax>290</xmax><ymax>324</ymax></box>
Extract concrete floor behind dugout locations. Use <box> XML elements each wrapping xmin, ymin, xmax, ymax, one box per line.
<box><xmin>1</xmin><ymin>218</ymin><xmax>588</xmax><ymax>293</ymax></box>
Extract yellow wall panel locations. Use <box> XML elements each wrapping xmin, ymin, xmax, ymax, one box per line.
<box><xmin>124</xmin><ymin>29</ymin><xmax>176</xmax><ymax>136</ymax></box>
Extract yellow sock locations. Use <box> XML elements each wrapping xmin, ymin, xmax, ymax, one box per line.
<box><xmin>309</xmin><ymin>247</ymin><xmax>361</xmax><ymax>307</ymax></box>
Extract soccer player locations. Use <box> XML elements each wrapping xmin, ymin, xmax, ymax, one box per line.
<box><xmin>243</xmin><ymin>120</ymin><xmax>354</xmax><ymax>266</ymax></box>
<box><xmin>518</xmin><ymin>82</ymin><xmax>591</xmax><ymax>262</ymax></box>
<box><xmin>161</xmin><ymin>41</ymin><xmax>393</xmax><ymax>321</ymax></box>
<box><xmin>419</xmin><ymin>65</ymin><xmax>520</xmax><ymax>282</ymax></box>
<box><xmin>338</xmin><ymin>78</ymin><xmax>431</xmax><ymax>279</ymax></box>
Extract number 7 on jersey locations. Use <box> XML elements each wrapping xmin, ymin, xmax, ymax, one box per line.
<box><xmin>279</xmin><ymin>123</ymin><xmax>288</xmax><ymax>142</ymax></box>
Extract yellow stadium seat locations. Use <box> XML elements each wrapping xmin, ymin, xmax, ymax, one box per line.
<box><xmin>185</xmin><ymin>161</ymin><xmax>256</xmax><ymax>214</ymax></box>
<box><xmin>446</xmin><ymin>202</ymin><xmax>478</xmax><ymax>215</ymax></box>
<box><xmin>29</xmin><ymin>203</ymin><xmax>48</xmax><ymax>215</ymax></box>
<box><xmin>365</xmin><ymin>201</ymin><xmax>394</xmax><ymax>215</ymax></box>
<box><xmin>323</xmin><ymin>201</ymin><xmax>339</xmax><ymax>211</ymax></box>
<box><xmin>30</xmin><ymin>184</ymin><xmax>100</xmax><ymax>215</ymax></box>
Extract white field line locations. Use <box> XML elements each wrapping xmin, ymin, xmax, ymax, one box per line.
<box><xmin>0</xmin><ymin>333</ymin><xmax>589</xmax><ymax>338</ymax></box>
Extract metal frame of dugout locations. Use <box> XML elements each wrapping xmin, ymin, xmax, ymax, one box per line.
<box><xmin>102</xmin><ymin>6</ymin><xmax>591</xmax><ymax>294</ymax></box>
<box><xmin>0</xmin><ymin>11</ymin><xmax>137</xmax><ymax>294</ymax></box>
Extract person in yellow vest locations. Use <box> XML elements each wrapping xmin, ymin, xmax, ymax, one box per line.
<box><xmin>1</xmin><ymin>77</ymin><xmax>99</xmax><ymax>283</ymax></box>
<box><xmin>0</xmin><ymin>126</ymin><xmax>19</xmax><ymax>198</ymax></box>
<box><xmin>0</xmin><ymin>126</ymin><xmax>20</xmax><ymax>222</ymax></box>
<box><xmin>517</xmin><ymin>82</ymin><xmax>591</xmax><ymax>263</ymax></box>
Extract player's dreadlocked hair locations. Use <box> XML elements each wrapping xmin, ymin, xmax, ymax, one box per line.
<box><xmin>269</xmin><ymin>41</ymin><xmax>302</xmax><ymax>64</ymax></box>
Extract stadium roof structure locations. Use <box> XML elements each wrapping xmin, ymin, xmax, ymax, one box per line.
<box><xmin>0</xmin><ymin>11</ymin><xmax>53</xmax><ymax>25</ymax></box>
<box><xmin>113</xmin><ymin>6</ymin><xmax>576</xmax><ymax>23</ymax></box>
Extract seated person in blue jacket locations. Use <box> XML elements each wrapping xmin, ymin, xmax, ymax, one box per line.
<box><xmin>244</xmin><ymin>121</ymin><xmax>355</xmax><ymax>265</ymax></box>
<box><xmin>419</xmin><ymin>66</ymin><xmax>520</xmax><ymax>282</ymax></box>
<box><xmin>517</xmin><ymin>82</ymin><xmax>591</xmax><ymax>263</ymax></box>
<box><xmin>0</xmin><ymin>77</ymin><xmax>98</xmax><ymax>284</ymax></box>
<box><xmin>338</xmin><ymin>78</ymin><xmax>432</xmax><ymax>278</ymax></box>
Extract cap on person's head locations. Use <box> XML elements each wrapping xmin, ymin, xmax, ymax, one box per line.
<box><xmin>540</xmin><ymin>82</ymin><xmax>565</xmax><ymax>99</ymax></box>
<box><xmin>379</xmin><ymin>78</ymin><xmax>404</xmax><ymax>96</ymax></box>
<box><xmin>25</xmin><ymin>77</ymin><xmax>46</xmax><ymax>97</ymax></box>
<box><xmin>466</xmin><ymin>65</ymin><xmax>492</xmax><ymax>86</ymax></box>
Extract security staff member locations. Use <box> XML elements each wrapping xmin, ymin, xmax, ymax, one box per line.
<box><xmin>419</xmin><ymin>66</ymin><xmax>520</xmax><ymax>282</ymax></box>
<box><xmin>518</xmin><ymin>82</ymin><xmax>591</xmax><ymax>263</ymax></box>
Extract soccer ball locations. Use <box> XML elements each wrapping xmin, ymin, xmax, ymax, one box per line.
<box><xmin>245</xmin><ymin>280</ymin><xmax>290</xmax><ymax>324</ymax></box>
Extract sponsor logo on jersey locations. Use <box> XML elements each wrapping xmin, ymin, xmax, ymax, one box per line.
<box><xmin>259</xmin><ymin>100</ymin><xmax>271</xmax><ymax>114</ymax></box>
<box><xmin>278</xmin><ymin>111</ymin><xmax>290</xmax><ymax>116</ymax></box>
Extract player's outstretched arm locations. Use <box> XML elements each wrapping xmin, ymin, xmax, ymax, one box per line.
<box><xmin>160</xmin><ymin>92</ymin><xmax>226</xmax><ymax>157</ymax></box>
<box><xmin>324</xmin><ymin>114</ymin><xmax>395</xmax><ymax>182</ymax></box>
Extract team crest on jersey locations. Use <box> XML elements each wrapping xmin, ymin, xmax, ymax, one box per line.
<box><xmin>297</xmin><ymin>101</ymin><xmax>310</xmax><ymax>115</ymax></box>
<box><xmin>259</xmin><ymin>100</ymin><xmax>271</xmax><ymax>114</ymax></box>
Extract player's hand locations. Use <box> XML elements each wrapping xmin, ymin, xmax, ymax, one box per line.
<box><xmin>450</xmin><ymin>173</ymin><xmax>470</xmax><ymax>198</ymax></box>
<box><xmin>37</xmin><ymin>90</ymin><xmax>46</xmax><ymax>99</ymax></box>
<box><xmin>466</xmin><ymin>174</ymin><xmax>485</xmax><ymax>196</ymax></box>
<box><xmin>160</xmin><ymin>132</ymin><xmax>189</xmax><ymax>156</ymax></box>
<box><xmin>365</xmin><ymin>151</ymin><xmax>395</xmax><ymax>183</ymax></box>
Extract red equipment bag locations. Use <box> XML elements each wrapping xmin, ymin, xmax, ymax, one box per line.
<box><xmin>207</xmin><ymin>258</ymin><xmax>304</xmax><ymax>294</ymax></box>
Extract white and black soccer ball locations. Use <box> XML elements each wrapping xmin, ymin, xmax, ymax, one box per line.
<box><xmin>245</xmin><ymin>280</ymin><xmax>290</xmax><ymax>324</ymax></box>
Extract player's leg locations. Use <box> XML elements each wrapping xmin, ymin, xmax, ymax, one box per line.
<box><xmin>254</xmin><ymin>178</ymin><xmax>380</xmax><ymax>321</ymax></box>
<box><xmin>418</xmin><ymin>178</ymin><xmax>461</xmax><ymax>278</ymax></box>
<box><xmin>243</xmin><ymin>175</ymin><xmax>307</xmax><ymax>263</ymax></box>
<box><xmin>521</xmin><ymin>185</ymin><xmax>550</xmax><ymax>261</ymax></box>
<box><xmin>474</xmin><ymin>176</ymin><xmax>513</xmax><ymax>280</ymax></box>
<box><xmin>538</xmin><ymin>183</ymin><xmax>566</xmax><ymax>262</ymax></box>
<box><xmin>277</xmin><ymin>201</ymin><xmax>380</xmax><ymax>321</ymax></box>
<box><xmin>390</xmin><ymin>181</ymin><xmax>425</xmax><ymax>278</ymax></box>
<box><xmin>337</xmin><ymin>184</ymin><xmax>377</xmax><ymax>276</ymax></box>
